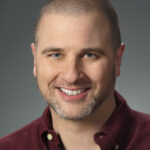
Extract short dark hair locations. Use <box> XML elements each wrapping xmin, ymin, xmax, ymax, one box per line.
<box><xmin>34</xmin><ymin>0</ymin><xmax>121</xmax><ymax>51</ymax></box>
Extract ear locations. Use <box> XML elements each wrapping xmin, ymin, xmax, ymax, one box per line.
<box><xmin>31</xmin><ymin>43</ymin><xmax>37</xmax><ymax>77</ymax></box>
<box><xmin>115</xmin><ymin>43</ymin><xmax>125</xmax><ymax>77</ymax></box>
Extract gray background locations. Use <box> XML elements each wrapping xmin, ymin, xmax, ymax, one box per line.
<box><xmin>0</xmin><ymin>0</ymin><xmax>150</xmax><ymax>137</ymax></box>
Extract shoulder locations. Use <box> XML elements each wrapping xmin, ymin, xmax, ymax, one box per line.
<box><xmin>133</xmin><ymin>110</ymin><xmax>150</xmax><ymax>139</ymax></box>
<box><xmin>127</xmin><ymin>109</ymin><xmax>150</xmax><ymax>149</ymax></box>
<box><xmin>130</xmin><ymin>109</ymin><xmax>150</xmax><ymax>127</ymax></box>
<box><xmin>0</xmin><ymin>117</ymin><xmax>42</xmax><ymax>150</ymax></box>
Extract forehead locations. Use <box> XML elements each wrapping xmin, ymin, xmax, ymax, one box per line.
<box><xmin>36</xmin><ymin>12</ymin><xmax>111</xmax><ymax>50</ymax></box>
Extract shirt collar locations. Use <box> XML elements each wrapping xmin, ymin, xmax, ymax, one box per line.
<box><xmin>38</xmin><ymin>91</ymin><xmax>134</xmax><ymax>149</ymax></box>
<box><xmin>94</xmin><ymin>91</ymin><xmax>134</xmax><ymax>149</ymax></box>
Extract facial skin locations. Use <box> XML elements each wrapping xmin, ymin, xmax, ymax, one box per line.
<box><xmin>31</xmin><ymin>12</ymin><xmax>124</xmax><ymax>121</ymax></box>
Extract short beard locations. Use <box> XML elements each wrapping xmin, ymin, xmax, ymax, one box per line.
<box><xmin>49</xmin><ymin>94</ymin><xmax>109</xmax><ymax>121</ymax></box>
<box><xmin>37</xmin><ymin>66</ymin><xmax>116</xmax><ymax>121</ymax></box>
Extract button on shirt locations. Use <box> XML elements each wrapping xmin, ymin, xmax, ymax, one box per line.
<box><xmin>0</xmin><ymin>91</ymin><xmax>150</xmax><ymax>150</ymax></box>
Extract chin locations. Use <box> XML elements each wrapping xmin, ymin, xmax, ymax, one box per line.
<box><xmin>49</xmin><ymin>97</ymin><xmax>101</xmax><ymax>121</ymax></box>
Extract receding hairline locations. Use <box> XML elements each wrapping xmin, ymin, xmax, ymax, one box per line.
<box><xmin>34</xmin><ymin>0</ymin><xmax>121</xmax><ymax>51</ymax></box>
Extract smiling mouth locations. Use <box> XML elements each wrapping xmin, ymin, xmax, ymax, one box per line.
<box><xmin>58</xmin><ymin>88</ymin><xmax>90</xmax><ymax>96</ymax></box>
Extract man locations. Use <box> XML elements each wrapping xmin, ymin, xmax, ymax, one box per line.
<box><xmin>0</xmin><ymin>0</ymin><xmax>150</xmax><ymax>149</ymax></box>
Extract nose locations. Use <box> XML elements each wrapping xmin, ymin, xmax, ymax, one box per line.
<box><xmin>61</xmin><ymin>57</ymin><xmax>83</xmax><ymax>84</ymax></box>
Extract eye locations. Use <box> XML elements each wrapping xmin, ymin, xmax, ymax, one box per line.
<box><xmin>48</xmin><ymin>53</ymin><xmax>62</xmax><ymax>58</ymax></box>
<box><xmin>84</xmin><ymin>53</ymin><xmax>97</xmax><ymax>58</ymax></box>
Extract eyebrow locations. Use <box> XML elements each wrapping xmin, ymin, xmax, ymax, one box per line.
<box><xmin>41</xmin><ymin>47</ymin><xmax>64</xmax><ymax>54</ymax></box>
<box><xmin>41</xmin><ymin>47</ymin><xmax>105</xmax><ymax>55</ymax></box>
<box><xmin>81</xmin><ymin>48</ymin><xmax>105</xmax><ymax>55</ymax></box>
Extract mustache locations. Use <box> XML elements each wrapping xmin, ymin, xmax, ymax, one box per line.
<box><xmin>51</xmin><ymin>78</ymin><xmax>92</xmax><ymax>88</ymax></box>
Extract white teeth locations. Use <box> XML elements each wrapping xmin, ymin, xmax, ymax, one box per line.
<box><xmin>60</xmin><ymin>88</ymin><xmax>85</xmax><ymax>95</ymax></box>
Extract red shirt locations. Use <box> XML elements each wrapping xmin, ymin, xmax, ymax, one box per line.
<box><xmin>0</xmin><ymin>91</ymin><xmax>150</xmax><ymax>150</ymax></box>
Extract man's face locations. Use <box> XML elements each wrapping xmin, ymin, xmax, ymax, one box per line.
<box><xmin>32</xmin><ymin>12</ymin><xmax>123</xmax><ymax>120</ymax></box>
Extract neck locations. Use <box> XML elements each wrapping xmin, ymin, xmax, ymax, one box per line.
<box><xmin>50</xmin><ymin>91</ymin><xmax>116</xmax><ymax>150</ymax></box>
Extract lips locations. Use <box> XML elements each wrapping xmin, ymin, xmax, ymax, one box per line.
<box><xmin>59</xmin><ymin>88</ymin><xmax>87</xmax><ymax>96</ymax></box>
<box><xmin>57</xmin><ymin>87</ymin><xmax>90</xmax><ymax>101</ymax></box>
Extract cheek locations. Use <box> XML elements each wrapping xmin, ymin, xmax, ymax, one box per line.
<box><xmin>84</xmin><ymin>60</ymin><xmax>109</xmax><ymax>83</ymax></box>
<box><xmin>37</xmin><ymin>59</ymin><xmax>58</xmax><ymax>86</ymax></box>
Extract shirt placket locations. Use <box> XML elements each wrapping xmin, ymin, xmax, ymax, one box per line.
<box><xmin>94</xmin><ymin>132</ymin><xmax>120</xmax><ymax>150</ymax></box>
<box><xmin>46</xmin><ymin>131</ymin><xmax>61</xmax><ymax>150</ymax></box>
